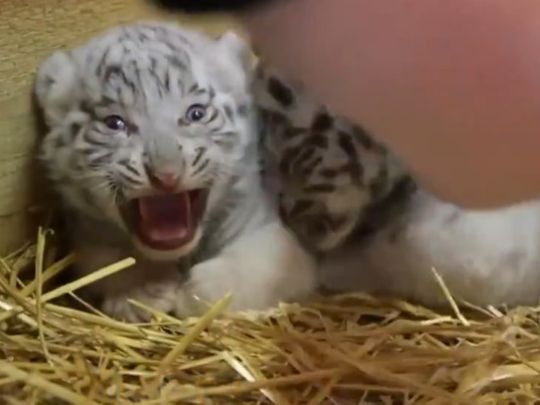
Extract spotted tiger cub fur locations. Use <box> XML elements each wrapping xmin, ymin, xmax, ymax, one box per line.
<box><xmin>254</xmin><ymin>64</ymin><xmax>412</xmax><ymax>252</ymax></box>
<box><xmin>255</xmin><ymin>63</ymin><xmax>540</xmax><ymax>309</ymax></box>
<box><xmin>35</xmin><ymin>22</ymin><xmax>316</xmax><ymax>322</ymax></box>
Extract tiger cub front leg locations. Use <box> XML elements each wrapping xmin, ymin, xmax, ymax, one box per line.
<box><xmin>174</xmin><ymin>220</ymin><xmax>317</xmax><ymax>317</ymax></box>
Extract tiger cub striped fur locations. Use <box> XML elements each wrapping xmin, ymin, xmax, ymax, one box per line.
<box><xmin>256</xmin><ymin>62</ymin><xmax>540</xmax><ymax>308</ymax></box>
<box><xmin>254</xmin><ymin>64</ymin><xmax>410</xmax><ymax>252</ymax></box>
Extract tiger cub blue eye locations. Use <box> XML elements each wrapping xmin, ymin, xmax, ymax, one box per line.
<box><xmin>186</xmin><ymin>104</ymin><xmax>207</xmax><ymax>122</ymax></box>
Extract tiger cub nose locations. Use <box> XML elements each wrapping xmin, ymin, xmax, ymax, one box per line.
<box><xmin>146</xmin><ymin>167</ymin><xmax>180</xmax><ymax>191</ymax></box>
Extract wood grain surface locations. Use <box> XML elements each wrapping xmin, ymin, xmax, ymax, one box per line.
<box><xmin>0</xmin><ymin>0</ymin><xmax>237</xmax><ymax>254</ymax></box>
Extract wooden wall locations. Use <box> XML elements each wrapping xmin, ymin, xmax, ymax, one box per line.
<box><xmin>0</xmin><ymin>0</ymin><xmax>237</xmax><ymax>254</ymax></box>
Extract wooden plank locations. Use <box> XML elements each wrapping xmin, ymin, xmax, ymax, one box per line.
<box><xmin>0</xmin><ymin>0</ymin><xmax>237</xmax><ymax>254</ymax></box>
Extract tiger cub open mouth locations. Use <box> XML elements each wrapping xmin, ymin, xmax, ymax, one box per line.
<box><xmin>120</xmin><ymin>189</ymin><xmax>208</xmax><ymax>250</ymax></box>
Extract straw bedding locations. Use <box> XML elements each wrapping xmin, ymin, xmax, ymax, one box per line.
<box><xmin>0</xmin><ymin>228</ymin><xmax>539</xmax><ymax>404</ymax></box>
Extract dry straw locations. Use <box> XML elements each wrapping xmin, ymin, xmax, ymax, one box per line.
<box><xmin>0</xmin><ymin>227</ymin><xmax>539</xmax><ymax>404</ymax></box>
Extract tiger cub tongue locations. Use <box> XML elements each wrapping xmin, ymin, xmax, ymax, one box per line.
<box><xmin>138</xmin><ymin>193</ymin><xmax>192</xmax><ymax>244</ymax></box>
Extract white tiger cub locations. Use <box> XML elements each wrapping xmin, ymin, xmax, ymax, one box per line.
<box><xmin>256</xmin><ymin>64</ymin><xmax>540</xmax><ymax>309</ymax></box>
<box><xmin>34</xmin><ymin>22</ymin><xmax>316</xmax><ymax>322</ymax></box>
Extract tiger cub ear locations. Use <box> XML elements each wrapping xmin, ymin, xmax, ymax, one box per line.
<box><xmin>34</xmin><ymin>50</ymin><xmax>80</xmax><ymax>126</ymax></box>
<box><xmin>217</xmin><ymin>30</ymin><xmax>255</xmax><ymax>72</ymax></box>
